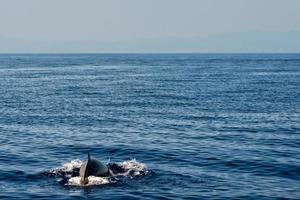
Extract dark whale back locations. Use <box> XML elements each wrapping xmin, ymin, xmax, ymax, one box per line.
<box><xmin>79</xmin><ymin>153</ymin><xmax>109</xmax><ymax>184</ymax></box>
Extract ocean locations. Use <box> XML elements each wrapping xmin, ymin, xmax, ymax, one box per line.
<box><xmin>0</xmin><ymin>54</ymin><xmax>299</xmax><ymax>199</ymax></box>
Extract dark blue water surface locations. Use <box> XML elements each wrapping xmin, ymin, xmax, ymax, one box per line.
<box><xmin>0</xmin><ymin>54</ymin><xmax>299</xmax><ymax>199</ymax></box>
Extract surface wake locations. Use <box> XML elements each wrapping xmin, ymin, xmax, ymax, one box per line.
<box><xmin>45</xmin><ymin>159</ymin><xmax>150</xmax><ymax>186</ymax></box>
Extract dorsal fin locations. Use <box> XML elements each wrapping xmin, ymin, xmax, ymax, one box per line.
<box><xmin>88</xmin><ymin>152</ymin><xmax>91</xmax><ymax>160</ymax></box>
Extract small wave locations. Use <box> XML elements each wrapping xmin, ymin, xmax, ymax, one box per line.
<box><xmin>46</xmin><ymin>159</ymin><xmax>150</xmax><ymax>186</ymax></box>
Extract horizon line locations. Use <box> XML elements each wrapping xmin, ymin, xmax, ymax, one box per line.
<box><xmin>1</xmin><ymin>52</ymin><xmax>300</xmax><ymax>55</ymax></box>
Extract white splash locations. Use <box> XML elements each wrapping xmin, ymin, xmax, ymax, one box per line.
<box><xmin>49</xmin><ymin>159</ymin><xmax>83</xmax><ymax>174</ymax></box>
<box><xmin>67</xmin><ymin>176</ymin><xmax>111</xmax><ymax>186</ymax></box>
<box><xmin>119</xmin><ymin>159</ymin><xmax>148</xmax><ymax>176</ymax></box>
<box><xmin>47</xmin><ymin>159</ymin><xmax>149</xmax><ymax>186</ymax></box>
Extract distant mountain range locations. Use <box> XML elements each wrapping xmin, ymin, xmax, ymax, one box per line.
<box><xmin>0</xmin><ymin>31</ymin><xmax>300</xmax><ymax>53</ymax></box>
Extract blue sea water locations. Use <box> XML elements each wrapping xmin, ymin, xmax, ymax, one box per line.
<box><xmin>0</xmin><ymin>54</ymin><xmax>299</xmax><ymax>199</ymax></box>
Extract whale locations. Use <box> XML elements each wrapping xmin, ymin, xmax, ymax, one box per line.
<box><xmin>79</xmin><ymin>153</ymin><xmax>111</xmax><ymax>185</ymax></box>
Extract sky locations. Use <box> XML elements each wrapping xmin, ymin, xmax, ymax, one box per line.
<box><xmin>0</xmin><ymin>0</ymin><xmax>300</xmax><ymax>53</ymax></box>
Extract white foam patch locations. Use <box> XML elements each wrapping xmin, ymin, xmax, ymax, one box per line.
<box><xmin>48</xmin><ymin>159</ymin><xmax>149</xmax><ymax>186</ymax></box>
<box><xmin>67</xmin><ymin>176</ymin><xmax>111</xmax><ymax>186</ymax></box>
<box><xmin>49</xmin><ymin>159</ymin><xmax>83</xmax><ymax>174</ymax></box>
<box><xmin>119</xmin><ymin>159</ymin><xmax>148</xmax><ymax>176</ymax></box>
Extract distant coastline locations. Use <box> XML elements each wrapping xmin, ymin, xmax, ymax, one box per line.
<box><xmin>1</xmin><ymin>31</ymin><xmax>300</xmax><ymax>54</ymax></box>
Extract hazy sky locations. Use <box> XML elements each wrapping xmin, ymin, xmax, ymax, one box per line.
<box><xmin>0</xmin><ymin>0</ymin><xmax>300</xmax><ymax>52</ymax></box>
